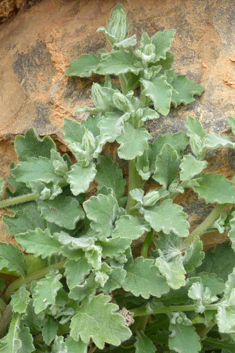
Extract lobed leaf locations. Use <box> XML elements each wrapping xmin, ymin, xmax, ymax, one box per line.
<box><xmin>151</xmin><ymin>29</ymin><xmax>176</xmax><ymax>62</ymax></box>
<box><xmin>42</xmin><ymin>317</ymin><xmax>58</xmax><ymax>346</ymax></box>
<box><xmin>134</xmin><ymin>330</ymin><xmax>156</xmax><ymax>353</ymax></box>
<box><xmin>123</xmin><ymin>257</ymin><xmax>169</xmax><ymax>299</ymax></box>
<box><xmin>70</xmin><ymin>294</ymin><xmax>131</xmax><ymax>348</ymax></box>
<box><xmin>67</xmin><ymin>162</ymin><xmax>97</xmax><ymax>196</ymax></box>
<box><xmin>180</xmin><ymin>154</ymin><xmax>207</xmax><ymax>181</ymax></box>
<box><xmin>169</xmin><ymin>323</ymin><xmax>201</xmax><ymax>353</ymax></box>
<box><xmin>65</xmin><ymin>52</ymin><xmax>102</xmax><ymax>77</ymax></box>
<box><xmin>11</xmin><ymin>286</ymin><xmax>31</xmax><ymax>314</ymax></box>
<box><xmin>0</xmin><ymin>243</ymin><xmax>26</xmax><ymax>277</ymax></box>
<box><xmin>15</xmin><ymin>228</ymin><xmax>61</xmax><ymax>259</ymax></box>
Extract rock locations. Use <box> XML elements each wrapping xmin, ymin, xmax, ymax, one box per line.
<box><xmin>0</xmin><ymin>0</ymin><xmax>235</xmax><ymax>242</ymax></box>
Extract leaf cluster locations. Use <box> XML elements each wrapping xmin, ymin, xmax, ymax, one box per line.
<box><xmin>0</xmin><ymin>3</ymin><xmax>235</xmax><ymax>353</ymax></box>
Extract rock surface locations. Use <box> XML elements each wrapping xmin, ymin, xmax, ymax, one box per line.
<box><xmin>0</xmin><ymin>0</ymin><xmax>235</xmax><ymax>242</ymax></box>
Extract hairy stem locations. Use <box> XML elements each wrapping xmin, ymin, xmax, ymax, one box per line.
<box><xmin>183</xmin><ymin>203</ymin><xmax>227</xmax><ymax>248</ymax></box>
<box><xmin>126</xmin><ymin>159</ymin><xmax>144</xmax><ymax>214</ymax></box>
<box><xmin>0</xmin><ymin>304</ymin><xmax>12</xmax><ymax>338</ymax></box>
<box><xmin>132</xmin><ymin>304</ymin><xmax>218</xmax><ymax>317</ymax></box>
<box><xmin>4</xmin><ymin>260</ymin><xmax>66</xmax><ymax>302</ymax></box>
<box><xmin>0</xmin><ymin>193</ymin><xmax>37</xmax><ymax>209</ymax></box>
<box><xmin>141</xmin><ymin>229</ymin><xmax>154</xmax><ymax>258</ymax></box>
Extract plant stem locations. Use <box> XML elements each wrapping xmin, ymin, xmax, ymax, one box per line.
<box><xmin>126</xmin><ymin>159</ymin><xmax>144</xmax><ymax>214</ymax></box>
<box><xmin>4</xmin><ymin>260</ymin><xmax>66</xmax><ymax>302</ymax></box>
<box><xmin>0</xmin><ymin>193</ymin><xmax>37</xmax><ymax>209</ymax></box>
<box><xmin>131</xmin><ymin>304</ymin><xmax>218</xmax><ymax>317</ymax></box>
<box><xmin>119</xmin><ymin>74</ymin><xmax>128</xmax><ymax>95</ymax></box>
<box><xmin>141</xmin><ymin>229</ymin><xmax>154</xmax><ymax>258</ymax></box>
<box><xmin>183</xmin><ymin>203</ymin><xmax>227</xmax><ymax>248</ymax></box>
<box><xmin>0</xmin><ymin>304</ymin><xmax>12</xmax><ymax>338</ymax></box>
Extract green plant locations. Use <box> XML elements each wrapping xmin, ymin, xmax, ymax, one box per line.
<box><xmin>1</xmin><ymin>3</ymin><xmax>235</xmax><ymax>352</ymax></box>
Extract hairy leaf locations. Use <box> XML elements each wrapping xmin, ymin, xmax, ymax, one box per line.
<box><xmin>70</xmin><ymin>294</ymin><xmax>131</xmax><ymax>348</ymax></box>
<box><xmin>65</xmin><ymin>337</ymin><xmax>87</xmax><ymax>353</ymax></box>
<box><xmin>67</xmin><ymin>162</ymin><xmax>97</xmax><ymax>196</ymax></box>
<box><xmin>141</xmin><ymin>76</ymin><xmax>172</xmax><ymax>115</ymax></box>
<box><xmin>152</xmin><ymin>29</ymin><xmax>176</xmax><ymax>62</ymax></box>
<box><xmin>0</xmin><ymin>243</ymin><xmax>26</xmax><ymax>277</ymax></box>
<box><xmin>193</xmin><ymin>173</ymin><xmax>235</xmax><ymax>204</ymax></box>
<box><xmin>142</xmin><ymin>199</ymin><xmax>189</xmax><ymax>237</ymax></box>
<box><xmin>116</xmin><ymin>122</ymin><xmax>151</xmax><ymax>160</ymax></box>
<box><xmin>42</xmin><ymin>317</ymin><xmax>58</xmax><ymax>346</ymax></box>
<box><xmin>123</xmin><ymin>257</ymin><xmax>169</xmax><ymax>299</ymax></box>
<box><xmin>15</xmin><ymin>228</ymin><xmax>61</xmax><ymax>259</ymax></box>
<box><xmin>169</xmin><ymin>323</ymin><xmax>201</xmax><ymax>353</ymax></box>
<box><xmin>11</xmin><ymin>286</ymin><xmax>31</xmax><ymax>314</ymax></box>
<box><xmin>134</xmin><ymin>330</ymin><xmax>156</xmax><ymax>353</ymax></box>
<box><xmin>156</xmin><ymin>253</ymin><xmax>186</xmax><ymax>290</ymax></box>
<box><xmin>64</xmin><ymin>258</ymin><xmax>92</xmax><ymax>290</ymax></box>
<box><xmin>180</xmin><ymin>154</ymin><xmax>207</xmax><ymax>181</ymax></box>
<box><xmin>65</xmin><ymin>52</ymin><xmax>102</xmax><ymax>77</ymax></box>
<box><xmin>14</xmin><ymin>128</ymin><xmax>56</xmax><ymax>162</ymax></box>
<box><xmin>38</xmin><ymin>196</ymin><xmax>84</xmax><ymax>230</ymax></box>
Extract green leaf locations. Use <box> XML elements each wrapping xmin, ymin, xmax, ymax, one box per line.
<box><xmin>10</xmin><ymin>157</ymin><xmax>64</xmax><ymax>186</ymax></box>
<box><xmin>193</xmin><ymin>173</ymin><xmax>235</xmax><ymax>204</ymax></box>
<box><xmin>171</xmin><ymin>72</ymin><xmax>205</xmax><ymax>107</ymax></box>
<box><xmin>11</xmin><ymin>286</ymin><xmax>30</xmax><ymax>314</ymax></box>
<box><xmin>3</xmin><ymin>201</ymin><xmax>46</xmax><ymax>235</ymax></box>
<box><xmin>156</xmin><ymin>252</ymin><xmax>186</xmax><ymax>290</ymax></box>
<box><xmin>205</xmin><ymin>132</ymin><xmax>235</xmax><ymax>149</ymax></box>
<box><xmin>84</xmin><ymin>194</ymin><xmax>119</xmax><ymax>238</ymax></box>
<box><xmin>123</xmin><ymin>257</ymin><xmax>169</xmax><ymax>299</ymax></box>
<box><xmin>65</xmin><ymin>52</ymin><xmax>101</xmax><ymax>77</ymax></box>
<box><xmin>183</xmin><ymin>236</ymin><xmax>205</xmax><ymax>272</ymax></box>
<box><xmin>180</xmin><ymin>154</ymin><xmax>207</xmax><ymax>181</ymax></box>
<box><xmin>0</xmin><ymin>243</ymin><xmax>26</xmax><ymax>277</ymax></box>
<box><xmin>186</xmin><ymin>116</ymin><xmax>206</xmax><ymax>158</ymax></box>
<box><xmin>142</xmin><ymin>199</ymin><xmax>189</xmax><ymax>237</ymax></box>
<box><xmin>102</xmin><ymin>266</ymin><xmax>126</xmax><ymax>293</ymax></box>
<box><xmin>67</xmin><ymin>162</ymin><xmax>97</xmax><ymax>196</ymax></box>
<box><xmin>32</xmin><ymin>269</ymin><xmax>63</xmax><ymax>314</ymax></box>
<box><xmin>69</xmin><ymin>274</ymin><xmax>98</xmax><ymax>301</ymax></box>
<box><xmin>98</xmin><ymin>112</ymin><xmax>126</xmax><ymax>142</ymax></box>
<box><xmin>96</xmin><ymin>48</ymin><xmax>142</xmax><ymax>75</ymax></box>
<box><xmin>64</xmin><ymin>258</ymin><xmax>92</xmax><ymax>290</ymax></box>
<box><xmin>153</xmin><ymin>143</ymin><xmax>180</xmax><ymax>189</ymax></box>
<box><xmin>116</xmin><ymin>122</ymin><xmax>151</xmax><ymax>160</ymax></box>
<box><xmin>227</xmin><ymin>116</ymin><xmax>235</xmax><ymax>135</ymax></box>
<box><xmin>134</xmin><ymin>330</ymin><xmax>156</xmax><ymax>353</ymax></box>
<box><xmin>15</xmin><ymin>228</ymin><xmax>61</xmax><ymax>259</ymax></box>
<box><xmin>14</xmin><ymin>128</ymin><xmax>56</xmax><ymax>162</ymax></box>
<box><xmin>196</xmin><ymin>272</ymin><xmax>225</xmax><ymax>296</ymax></box>
<box><xmin>51</xmin><ymin>336</ymin><xmax>67</xmax><ymax>353</ymax></box>
<box><xmin>151</xmin><ymin>29</ymin><xmax>176</xmax><ymax>62</ymax></box>
<box><xmin>91</xmin><ymin>83</ymin><xmax>117</xmax><ymax>112</ymax></box>
<box><xmin>0</xmin><ymin>313</ymin><xmax>34</xmax><ymax>353</ymax></box>
<box><xmin>169</xmin><ymin>323</ymin><xmax>201</xmax><ymax>353</ymax></box>
<box><xmin>38</xmin><ymin>196</ymin><xmax>84</xmax><ymax>230</ymax></box>
<box><xmin>96</xmin><ymin>156</ymin><xmax>126</xmax><ymax>201</ymax></box>
<box><xmin>70</xmin><ymin>294</ymin><xmax>131</xmax><ymax>348</ymax></box>
<box><xmin>65</xmin><ymin>337</ymin><xmax>87</xmax><ymax>353</ymax></box>
<box><xmin>141</xmin><ymin>76</ymin><xmax>172</xmax><ymax>115</ymax></box>
<box><xmin>42</xmin><ymin>316</ymin><xmax>58</xmax><ymax>345</ymax></box>
<box><xmin>112</xmin><ymin>215</ymin><xmax>148</xmax><ymax>240</ymax></box>
<box><xmin>195</xmin><ymin>241</ymin><xmax>235</xmax><ymax>282</ymax></box>
<box><xmin>228</xmin><ymin>210</ymin><xmax>235</xmax><ymax>251</ymax></box>
<box><xmin>62</xmin><ymin>118</ymin><xmax>85</xmax><ymax>144</ymax></box>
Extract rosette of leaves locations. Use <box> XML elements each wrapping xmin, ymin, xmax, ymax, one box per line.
<box><xmin>1</xmin><ymin>3</ymin><xmax>235</xmax><ymax>353</ymax></box>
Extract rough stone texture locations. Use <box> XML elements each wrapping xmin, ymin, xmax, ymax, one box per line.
<box><xmin>0</xmin><ymin>0</ymin><xmax>235</xmax><ymax>244</ymax></box>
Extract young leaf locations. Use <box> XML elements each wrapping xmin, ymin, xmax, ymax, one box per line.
<box><xmin>96</xmin><ymin>48</ymin><xmax>142</xmax><ymax>75</ymax></box>
<box><xmin>67</xmin><ymin>162</ymin><xmax>97</xmax><ymax>196</ymax></box>
<box><xmin>70</xmin><ymin>294</ymin><xmax>131</xmax><ymax>348</ymax></box>
<box><xmin>0</xmin><ymin>243</ymin><xmax>26</xmax><ymax>277</ymax></box>
<box><xmin>169</xmin><ymin>323</ymin><xmax>201</xmax><ymax>353</ymax></box>
<box><xmin>205</xmin><ymin>132</ymin><xmax>235</xmax><ymax>149</ymax></box>
<box><xmin>123</xmin><ymin>257</ymin><xmax>169</xmax><ymax>299</ymax></box>
<box><xmin>42</xmin><ymin>316</ymin><xmax>58</xmax><ymax>346</ymax></box>
<box><xmin>153</xmin><ymin>143</ymin><xmax>180</xmax><ymax>189</ymax></box>
<box><xmin>38</xmin><ymin>196</ymin><xmax>84</xmax><ymax>230</ymax></box>
<box><xmin>180</xmin><ymin>154</ymin><xmax>207</xmax><ymax>181</ymax></box>
<box><xmin>15</xmin><ymin>228</ymin><xmax>62</xmax><ymax>259</ymax></box>
<box><xmin>65</xmin><ymin>52</ymin><xmax>102</xmax><ymax>77</ymax></box>
<box><xmin>14</xmin><ymin>128</ymin><xmax>56</xmax><ymax>162</ymax></box>
<box><xmin>11</xmin><ymin>286</ymin><xmax>31</xmax><ymax>314</ymax></box>
<box><xmin>141</xmin><ymin>76</ymin><xmax>172</xmax><ymax>115</ymax></box>
<box><xmin>32</xmin><ymin>269</ymin><xmax>63</xmax><ymax>314</ymax></box>
<box><xmin>98</xmin><ymin>112</ymin><xmax>126</xmax><ymax>142</ymax></box>
<box><xmin>0</xmin><ymin>313</ymin><xmax>34</xmax><ymax>353</ymax></box>
<box><xmin>116</xmin><ymin>122</ymin><xmax>151</xmax><ymax>160</ymax></box>
<box><xmin>192</xmin><ymin>173</ymin><xmax>235</xmax><ymax>204</ymax></box>
<box><xmin>83</xmin><ymin>194</ymin><xmax>119</xmax><ymax>238</ymax></box>
<box><xmin>134</xmin><ymin>330</ymin><xmax>156</xmax><ymax>353</ymax></box>
<box><xmin>96</xmin><ymin>156</ymin><xmax>126</xmax><ymax>201</ymax></box>
<box><xmin>62</xmin><ymin>118</ymin><xmax>85</xmax><ymax>144</ymax></box>
<box><xmin>171</xmin><ymin>72</ymin><xmax>205</xmax><ymax>107</ymax></box>
<box><xmin>142</xmin><ymin>199</ymin><xmax>189</xmax><ymax>237</ymax></box>
<box><xmin>151</xmin><ymin>29</ymin><xmax>176</xmax><ymax>62</ymax></box>
<box><xmin>51</xmin><ymin>336</ymin><xmax>67</xmax><ymax>353</ymax></box>
<box><xmin>183</xmin><ymin>236</ymin><xmax>205</xmax><ymax>272</ymax></box>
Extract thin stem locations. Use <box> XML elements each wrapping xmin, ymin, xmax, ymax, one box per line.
<box><xmin>0</xmin><ymin>304</ymin><xmax>12</xmax><ymax>338</ymax></box>
<box><xmin>0</xmin><ymin>297</ymin><xmax>6</xmax><ymax>312</ymax></box>
<box><xmin>183</xmin><ymin>203</ymin><xmax>227</xmax><ymax>248</ymax></box>
<box><xmin>0</xmin><ymin>193</ymin><xmax>37</xmax><ymax>209</ymax></box>
<box><xmin>126</xmin><ymin>159</ymin><xmax>144</xmax><ymax>214</ymax></box>
<box><xmin>131</xmin><ymin>304</ymin><xmax>218</xmax><ymax>317</ymax></box>
<box><xmin>141</xmin><ymin>229</ymin><xmax>154</xmax><ymax>258</ymax></box>
<box><xmin>119</xmin><ymin>74</ymin><xmax>128</xmax><ymax>95</ymax></box>
<box><xmin>4</xmin><ymin>260</ymin><xmax>66</xmax><ymax>302</ymax></box>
